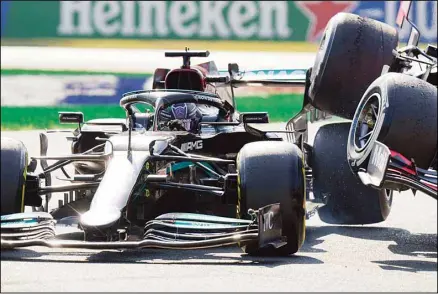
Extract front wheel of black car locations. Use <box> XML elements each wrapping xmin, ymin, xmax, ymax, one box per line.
<box><xmin>237</xmin><ymin>141</ymin><xmax>306</xmax><ymax>256</ymax></box>
<box><xmin>348</xmin><ymin>73</ymin><xmax>437</xmax><ymax>171</ymax></box>
<box><xmin>312</xmin><ymin>122</ymin><xmax>393</xmax><ymax>225</ymax></box>
<box><xmin>1</xmin><ymin>137</ymin><xmax>28</xmax><ymax>215</ymax></box>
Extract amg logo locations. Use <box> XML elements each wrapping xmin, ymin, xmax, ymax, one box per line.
<box><xmin>181</xmin><ymin>140</ymin><xmax>203</xmax><ymax>152</ymax></box>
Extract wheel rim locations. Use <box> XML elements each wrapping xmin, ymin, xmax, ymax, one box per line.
<box><xmin>354</xmin><ymin>93</ymin><xmax>381</xmax><ymax>152</ymax></box>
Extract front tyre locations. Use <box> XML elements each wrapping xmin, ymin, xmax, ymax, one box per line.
<box><xmin>312</xmin><ymin>123</ymin><xmax>393</xmax><ymax>224</ymax></box>
<box><xmin>237</xmin><ymin>141</ymin><xmax>306</xmax><ymax>256</ymax></box>
<box><xmin>348</xmin><ymin>73</ymin><xmax>437</xmax><ymax>171</ymax></box>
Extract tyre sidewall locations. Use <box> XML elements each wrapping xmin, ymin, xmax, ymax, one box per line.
<box><xmin>348</xmin><ymin>73</ymin><xmax>437</xmax><ymax>170</ymax></box>
<box><xmin>237</xmin><ymin>142</ymin><xmax>306</xmax><ymax>255</ymax></box>
<box><xmin>309</xmin><ymin>15</ymin><xmax>337</xmax><ymax>100</ymax></box>
<box><xmin>313</xmin><ymin>123</ymin><xmax>393</xmax><ymax>224</ymax></box>
<box><xmin>1</xmin><ymin>138</ymin><xmax>28</xmax><ymax>215</ymax></box>
<box><xmin>308</xmin><ymin>13</ymin><xmax>398</xmax><ymax>119</ymax></box>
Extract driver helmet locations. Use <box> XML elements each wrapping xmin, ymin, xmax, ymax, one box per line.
<box><xmin>159</xmin><ymin>103</ymin><xmax>202</xmax><ymax>132</ymax></box>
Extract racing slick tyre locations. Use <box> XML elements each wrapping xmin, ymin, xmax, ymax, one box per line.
<box><xmin>1</xmin><ymin>137</ymin><xmax>28</xmax><ymax>215</ymax></box>
<box><xmin>312</xmin><ymin>122</ymin><xmax>393</xmax><ymax>224</ymax></box>
<box><xmin>348</xmin><ymin>73</ymin><xmax>437</xmax><ymax>171</ymax></box>
<box><xmin>237</xmin><ymin>141</ymin><xmax>306</xmax><ymax>256</ymax></box>
<box><xmin>308</xmin><ymin>13</ymin><xmax>398</xmax><ymax>119</ymax></box>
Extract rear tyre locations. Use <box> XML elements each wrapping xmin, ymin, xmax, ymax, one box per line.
<box><xmin>312</xmin><ymin>123</ymin><xmax>393</xmax><ymax>224</ymax></box>
<box><xmin>1</xmin><ymin>137</ymin><xmax>28</xmax><ymax>215</ymax></box>
<box><xmin>348</xmin><ymin>73</ymin><xmax>437</xmax><ymax>171</ymax></box>
<box><xmin>309</xmin><ymin>13</ymin><xmax>398</xmax><ymax>119</ymax></box>
<box><xmin>237</xmin><ymin>141</ymin><xmax>306</xmax><ymax>256</ymax></box>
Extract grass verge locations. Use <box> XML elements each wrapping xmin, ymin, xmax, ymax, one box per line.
<box><xmin>1</xmin><ymin>94</ymin><xmax>304</xmax><ymax>130</ymax></box>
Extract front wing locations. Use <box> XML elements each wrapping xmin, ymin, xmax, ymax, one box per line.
<box><xmin>358</xmin><ymin>141</ymin><xmax>437</xmax><ymax>199</ymax></box>
<box><xmin>1</xmin><ymin>203</ymin><xmax>285</xmax><ymax>251</ymax></box>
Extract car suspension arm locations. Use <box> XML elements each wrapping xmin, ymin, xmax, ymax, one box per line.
<box><xmin>32</xmin><ymin>151</ymin><xmax>111</xmax><ymax>161</ymax></box>
<box><xmin>39</xmin><ymin>143</ymin><xmax>106</xmax><ymax>175</ymax></box>
<box><xmin>147</xmin><ymin>181</ymin><xmax>224</xmax><ymax>197</ymax></box>
<box><xmin>36</xmin><ymin>182</ymin><xmax>100</xmax><ymax>195</ymax></box>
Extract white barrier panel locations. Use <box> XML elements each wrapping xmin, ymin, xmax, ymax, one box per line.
<box><xmin>1</xmin><ymin>74</ymin><xmax>130</xmax><ymax>106</ymax></box>
<box><xmin>1</xmin><ymin>47</ymin><xmax>314</xmax><ymax>106</ymax></box>
<box><xmin>1</xmin><ymin>46</ymin><xmax>315</xmax><ymax>73</ymax></box>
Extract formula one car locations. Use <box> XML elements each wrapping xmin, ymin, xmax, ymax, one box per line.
<box><xmin>346</xmin><ymin>1</ymin><xmax>437</xmax><ymax>199</ymax></box>
<box><xmin>1</xmin><ymin>50</ymin><xmax>308</xmax><ymax>256</ymax></box>
<box><xmin>1</xmin><ymin>2</ymin><xmax>435</xmax><ymax>255</ymax></box>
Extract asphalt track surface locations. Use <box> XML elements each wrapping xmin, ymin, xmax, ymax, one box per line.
<box><xmin>1</xmin><ymin>124</ymin><xmax>437</xmax><ymax>292</ymax></box>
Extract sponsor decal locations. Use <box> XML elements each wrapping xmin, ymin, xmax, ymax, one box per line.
<box><xmin>171</xmin><ymin>104</ymin><xmax>188</xmax><ymax>119</ymax></box>
<box><xmin>369</xmin><ymin>143</ymin><xmax>389</xmax><ymax>174</ymax></box>
<box><xmin>56</xmin><ymin>1</ymin><xmax>293</xmax><ymax>40</ymax></box>
<box><xmin>181</xmin><ymin>140</ymin><xmax>203</xmax><ymax>152</ymax></box>
<box><xmin>1</xmin><ymin>1</ymin><xmax>435</xmax><ymax>43</ymax></box>
<box><xmin>262</xmin><ymin>211</ymin><xmax>274</xmax><ymax>232</ymax></box>
<box><xmin>193</xmin><ymin>94</ymin><xmax>219</xmax><ymax>102</ymax></box>
<box><xmin>366</xmin><ymin>142</ymin><xmax>391</xmax><ymax>187</ymax></box>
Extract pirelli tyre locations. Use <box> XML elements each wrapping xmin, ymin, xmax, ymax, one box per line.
<box><xmin>237</xmin><ymin>141</ymin><xmax>306</xmax><ymax>256</ymax></box>
<box><xmin>312</xmin><ymin>122</ymin><xmax>393</xmax><ymax>224</ymax></box>
<box><xmin>348</xmin><ymin>73</ymin><xmax>438</xmax><ymax>171</ymax></box>
<box><xmin>308</xmin><ymin>13</ymin><xmax>398</xmax><ymax>119</ymax></box>
<box><xmin>1</xmin><ymin>137</ymin><xmax>28</xmax><ymax>215</ymax></box>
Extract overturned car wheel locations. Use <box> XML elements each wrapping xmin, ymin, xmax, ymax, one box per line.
<box><xmin>309</xmin><ymin>13</ymin><xmax>398</xmax><ymax>119</ymax></box>
<box><xmin>237</xmin><ymin>141</ymin><xmax>306</xmax><ymax>256</ymax></box>
<box><xmin>348</xmin><ymin>73</ymin><xmax>438</xmax><ymax>171</ymax></box>
<box><xmin>1</xmin><ymin>137</ymin><xmax>28</xmax><ymax>215</ymax></box>
<box><xmin>312</xmin><ymin>123</ymin><xmax>393</xmax><ymax>224</ymax></box>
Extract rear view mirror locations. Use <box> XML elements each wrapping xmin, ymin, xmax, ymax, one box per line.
<box><xmin>149</xmin><ymin>139</ymin><xmax>169</xmax><ymax>155</ymax></box>
<box><xmin>152</xmin><ymin>68</ymin><xmax>170</xmax><ymax>90</ymax></box>
<box><xmin>228</xmin><ymin>63</ymin><xmax>239</xmax><ymax>76</ymax></box>
<box><xmin>59</xmin><ymin>112</ymin><xmax>84</xmax><ymax>124</ymax></box>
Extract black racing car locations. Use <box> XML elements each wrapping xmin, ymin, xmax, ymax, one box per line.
<box><xmin>346</xmin><ymin>1</ymin><xmax>437</xmax><ymax>199</ymax></box>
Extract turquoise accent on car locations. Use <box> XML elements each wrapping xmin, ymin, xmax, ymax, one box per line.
<box><xmin>167</xmin><ymin>161</ymin><xmax>216</xmax><ymax>177</ymax></box>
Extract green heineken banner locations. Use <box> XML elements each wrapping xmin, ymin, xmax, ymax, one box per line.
<box><xmin>1</xmin><ymin>1</ymin><xmax>436</xmax><ymax>43</ymax></box>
